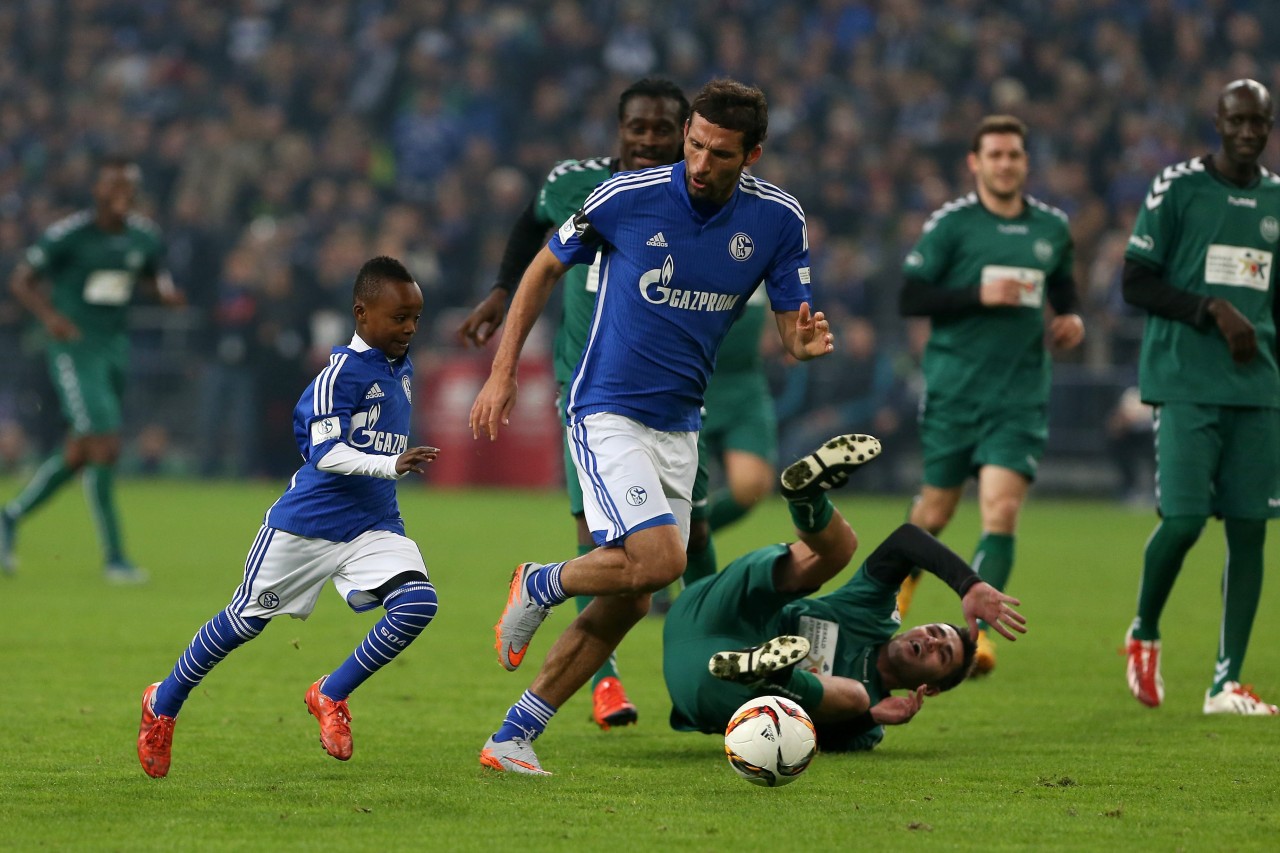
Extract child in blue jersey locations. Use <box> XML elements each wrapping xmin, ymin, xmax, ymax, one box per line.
<box><xmin>471</xmin><ymin>79</ymin><xmax>835</xmax><ymax>775</ymax></box>
<box><xmin>137</xmin><ymin>256</ymin><xmax>440</xmax><ymax>779</ymax></box>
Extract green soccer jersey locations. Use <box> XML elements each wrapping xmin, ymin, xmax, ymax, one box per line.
<box><xmin>903</xmin><ymin>193</ymin><xmax>1074</xmax><ymax>409</ymax></box>
<box><xmin>1126</xmin><ymin>156</ymin><xmax>1280</xmax><ymax>407</ymax></box>
<box><xmin>27</xmin><ymin>211</ymin><xmax>164</xmax><ymax>340</ymax></box>
<box><xmin>710</xmin><ymin>289</ymin><xmax>767</xmax><ymax>375</ymax></box>
<box><xmin>534</xmin><ymin>156</ymin><xmax>616</xmax><ymax>385</ymax></box>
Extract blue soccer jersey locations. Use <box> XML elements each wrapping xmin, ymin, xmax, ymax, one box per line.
<box><xmin>265</xmin><ymin>342</ymin><xmax>414</xmax><ymax>542</ymax></box>
<box><xmin>551</xmin><ymin>160</ymin><xmax>813</xmax><ymax>431</ymax></box>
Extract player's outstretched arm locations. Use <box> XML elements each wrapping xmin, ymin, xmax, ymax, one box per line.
<box><xmin>396</xmin><ymin>446</ymin><xmax>440</xmax><ymax>476</ymax></box>
<box><xmin>469</xmin><ymin>246</ymin><xmax>568</xmax><ymax>441</ymax></box>
<box><xmin>960</xmin><ymin>581</ymin><xmax>1026</xmax><ymax>642</ymax></box>
<box><xmin>774</xmin><ymin>302</ymin><xmax>834</xmax><ymax>361</ymax></box>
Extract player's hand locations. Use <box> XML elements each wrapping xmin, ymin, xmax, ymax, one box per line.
<box><xmin>456</xmin><ymin>289</ymin><xmax>509</xmax><ymax>348</ymax></box>
<box><xmin>869</xmin><ymin>685</ymin><xmax>926</xmax><ymax>726</ymax></box>
<box><xmin>395</xmin><ymin>445</ymin><xmax>440</xmax><ymax>475</ymax></box>
<box><xmin>1208</xmin><ymin>298</ymin><xmax>1257</xmax><ymax>363</ymax></box>
<box><xmin>43</xmin><ymin>312</ymin><xmax>80</xmax><ymax>342</ymax></box>
<box><xmin>980</xmin><ymin>277</ymin><xmax>1023</xmax><ymax>306</ymax></box>
<box><xmin>1048</xmin><ymin>313</ymin><xmax>1084</xmax><ymax>350</ymax></box>
<box><xmin>961</xmin><ymin>581</ymin><xmax>1026</xmax><ymax>641</ymax></box>
<box><xmin>469</xmin><ymin>374</ymin><xmax>517</xmax><ymax>441</ymax></box>
<box><xmin>793</xmin><ymin>302</ymin><xmax>834</xmax><ymax>359</ymax></box>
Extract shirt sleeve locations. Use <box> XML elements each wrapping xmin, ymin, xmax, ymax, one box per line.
<box><xmin>315</xmin><ymin>441</ymin><xmax>403</xmax><ymax>479</ymax></box>
<box><xmin>301</xmin><ymin>357</ymin><xmax>364</xmax><ymax>460</ymax></box>
<box><xmin>548</xmin><ymin>174</ymin><xmax>622</xmax><ymax>267</ymax></box>
<box><xmin>762</xmin><ymin>210</ymin><xmax>811</xmax><ymax>312</ymax></box>
<box><xmin>1125</xmin><ymin>170</ymin><xmax>1180</xmax><ymax>271</ymax></box>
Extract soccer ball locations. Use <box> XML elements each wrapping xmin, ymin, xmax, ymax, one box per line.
<box><xmin>723</xmin><ymin>695</ymin><xmax>817</xmax><ymax>787</ymax></box>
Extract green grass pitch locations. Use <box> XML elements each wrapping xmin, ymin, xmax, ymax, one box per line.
<box><xmin>1</xmin><ymin>477</ymin><xmax>1277</xmax><ymax>851</ymax></box>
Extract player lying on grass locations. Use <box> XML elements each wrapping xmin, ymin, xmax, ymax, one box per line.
<box><xmin>663</xmin><ymin>434</ymin><xmax>1027</xmax><ymax>751</ymax></box>
<box><xmin>137</xmin><ymin>257</ymin><xmax>440</xmax><ymax>778</ymax></box>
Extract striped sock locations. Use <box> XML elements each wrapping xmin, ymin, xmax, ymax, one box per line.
<box><xmin>494</xmin><ymin>690</ymin><xmax>558</xmax><ymax>742</ymax></box>
<box><xmin>526</xmin><ymin>562</ymin><xmax>567</xmax><ymax>607</ymax></box>
<box><xmin>153</xmin><ymin>608</ymin><xmax>268</xmax><ymax>718</ymax></box>
<box><xmin>323</xmin><ymin>581</ymin><xmax>438</xmax><ymax>700</ymax></box>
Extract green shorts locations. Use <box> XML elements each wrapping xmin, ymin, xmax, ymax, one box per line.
<box><xmin>47</xmin><ymin>337</ymin><xmax>127</xmax><ymax>436</ymax></box>
<box><xmin>562</xmin><ymin>389</ymin><xmax>710</xmax><ymax>519</ymax></box>
<box><xmin>702</xmin><ymin>371</ymin><xmax>777</xmax><ymax>463</ymax></box>
<box><xmin>663</xmin><ymin>544</ymin><xmax>823</xmax><ymax>734</ymax></box>
<box><xmin>1153</xmin><ymin>402</ymin><xmax>1280</xmax><ymax>519</ymax></box>
<box><xmin>919</xmin><ymin>402</ymin><xmax>1047</xmax><ymax>487</ymax></box>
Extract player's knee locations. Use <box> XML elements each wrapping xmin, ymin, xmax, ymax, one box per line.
<box><xmin>384</xmin><ymin>581</ymin><xmax>438</xmax><ymax>638</ymax></box>
<box><xmin>631</xmin><ymin>553</ymin><xmax>686</xmax><ymax>594</ymax></box>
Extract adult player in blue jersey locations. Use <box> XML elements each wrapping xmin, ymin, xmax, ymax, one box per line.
<box><xmin>137</xmin><ymin>257</ymin><xmax>440</xmax><ymax>778</ymax></box>
<box><xmin>470</xmin><ymin>78</ymin><xmax>835</xmax><ymax>775</ymax></box>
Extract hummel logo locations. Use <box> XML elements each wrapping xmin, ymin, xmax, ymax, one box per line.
<box><xmin>646</xmin><ymin>232</ymin><xmax>668</xmax><ymax>247</ymax></box>
<box><xmin>365</xmin><ymin>383</ymin><xmax>385</xmax><ymax>400</ymax></box>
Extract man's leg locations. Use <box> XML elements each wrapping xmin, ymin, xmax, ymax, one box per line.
<box><xmin>0</xmin><ymin>448</ymin><xmax>80</xmax><ymax>573</ymax></box>
<box><xmin>964</xmin><ymin>465</ymin><xmax>1029</xmax><ymax>674</ymax></box>
<box><xmin>709</xmin><ymin>450</ymin><xmax>774</xmax><ymax>531</ymax></box>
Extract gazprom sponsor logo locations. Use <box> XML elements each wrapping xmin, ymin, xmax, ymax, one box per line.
<box><xmin>348</xmin><ymin>403</ymin><xmax>409</xmax><ymax>454</ymax></box>
<box><xmin>638</xmin><ymin>254</ymin><xmax>742</xmax><ymax>312</ymax></box>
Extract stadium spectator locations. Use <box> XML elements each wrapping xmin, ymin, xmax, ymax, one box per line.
<box><xmin>1121</xmin><ymin>79</ymin><xmax>1280</xmax><ymax>716</ymax></box>
<box><xmin>136</xmin><ymin>256</ymin><xmax>442</xmax><ymax>778</ymax></box>
<box><xmin>894</xmin><ymin>115</ymin><xmax>1085</xmax><ymax>675</ymax></box>
<box><xmin>455</xmin><ymin>77</ymin><xmax>690</xmax><ymax>732</ymax></box>
<box><xmin>665</xmin><ymin>433</ymin><xmax>1025</xmax><ymax>751</ymax></box>
<box><xmin>470</xmin><ymin>79</ymin><xmax>833</xmax><ymax>775</ymax></box>
<box><xmin>0</xmin><ymin>154</ymin><xmax>183</xmax><ymax>583</ymax></box>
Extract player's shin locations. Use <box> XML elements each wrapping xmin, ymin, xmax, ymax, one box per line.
<box><xmin>153</xmin><ymin>609</ymin><xmax>268</xmax><ymax>717</ymax></box>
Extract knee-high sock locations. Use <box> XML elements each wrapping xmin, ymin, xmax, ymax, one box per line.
<box><xmin>5</xmin><ymin>451</ymin><xmax>76</xmax><ymax>521</ymax></box>
<box><xmin>972</xmin><ymin>533</ymin><xmax>1014</xmax><ymax>632</ymax></box>
<box><xmin>1132</xmin><ymin>515</ymin><xmax>1205</xmax><ymax>641</ymax></box>
<box><xmin>153</xmin><ymin>608</ymin><xmax>269</xmax><ymax>717</ymax></box>
<box><xmin>683</xmin><ymin>531</ymin><xmax>718</xmax><ymax>586</ymax></box>
<box><xmin>323</xmin><ymin>580</ymin><xmax>439</xmax><ymax>700</ymax></box>
<box><xmin>708</xmin><ymin>490</ymin><xmax>751</xmax><ymax>531</ymax></box>
<box><xmin>1213</xmin><ymin>518</ymin><xmax>1265</xmax><ymax>692</ymax></box>
<box><xmin>83</xmin><ymin>463</ymin><xmax>125</xmax><ymax>564</ymax></box>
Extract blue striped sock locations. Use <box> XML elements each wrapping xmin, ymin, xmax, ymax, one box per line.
<box><xmin>323</xmin><ymin>581</ymin><xmax>438</xmax><ymax>700</ymax></box>
<box><xmin>526</xmin><ymin>562</ymin><xmax>567</xmax><ymax>607</ymax></box>
<box><xmin>494</xmin><ymin>690</ymin><xmax>558</xmax><ymax>742</ymax></box>
<box><xmin>153</xmin><ymin>609</ymin><xmax>268</xmax><ymax>718</ymax></box>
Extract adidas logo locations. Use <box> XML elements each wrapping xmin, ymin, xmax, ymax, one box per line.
<box><xmin>365</xmin><ymin>383</ymin><xmax>385</xmax><ymax>400</ymax></box>
<box><xmin>646</xmin><ymin>232</ymin><xmax>668</xmax><ymax>247</ymax></box>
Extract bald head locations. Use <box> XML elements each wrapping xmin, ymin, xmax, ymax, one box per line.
<box><xmin>1218</xmin><ymin>78</ymin><xmax>1273</xmax><ymax>115</ymax></box>
<box><xmin>1214</xmin><ymin>78</ymin><xmax>1274</xmax><ymax>179</ymax></box>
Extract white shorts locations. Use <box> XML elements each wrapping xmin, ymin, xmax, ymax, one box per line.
<box><xmin>231</xmin><ymin>527</ymin><xmax>428</xmax><ymax>620</ymax></box>
<box><xmin>567</xmin><ymin>412</ymin><xmax>696</xmax><ymax>547</ymax></box>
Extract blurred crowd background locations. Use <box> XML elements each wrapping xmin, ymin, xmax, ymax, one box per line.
<box><xmin>1</xmin><ymin>0</ymin><xmax>1274</xmax><ymax>497</ymax></box>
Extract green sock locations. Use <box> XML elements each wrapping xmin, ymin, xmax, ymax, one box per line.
<box><xmin>1132</xmin><ymin>516</ymin><xmax>1205</xmax><ymax>641</ymax></box>
<box><xmin>786</xmin><ymin>493</ymin><xmax>834</xmax><ymax>533</ymax></box>
<box><xmin>708</xmin><ymin>490</ymin><xmax>751</xmax><ymax>531</ymax></box>
<box><xmin>1212</xmin><ymin>518</ymin><xmax>1265</xmax><ymax>692</ymax></box>
<box><xmin>84</xmin><ymin>463</ymin><xmax>127</xmax><ymax>565</ymax></box>
<box><xmin>972</xmin><ymin>533</ymin><xmax>1014</xmax><ymax>632</ymax></box>
<box><xmin>683</xmin><ymin>530</ymin><xmax>718</xmax><ymax>586</ymax></box>
<box><xmin>6</xmin><ymin>451</ymin><xmax>77</xmax><ymax>520</ymax></box>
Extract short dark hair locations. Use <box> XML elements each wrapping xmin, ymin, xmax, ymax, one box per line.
<box><xmin>934</xmin><ymin>624</ymin><xmax>978</xmax><ymax>692</ymax></box>
<box><xmin>971</xmin><ymin>115</ymin><xmax>1027</xmax><ymax>153</ymax></box>
<box><xmin>96</xmin><ymin>153</ymin><xmax>141</xmax><ymax>181</ymax></box>
<box><xmin>353</xmin><ymin>256</ymin><xmax>414</xmax><ymax>305</ymax></box>
<box><xmin>689</xmin><ymin>78</ymin><xmax>769</xmax><ymax>152</ymax></box>
<box><xmin>618</xmin><ymin>78</ymin><xmax>689</xmax><ymax>125</ymax></box>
